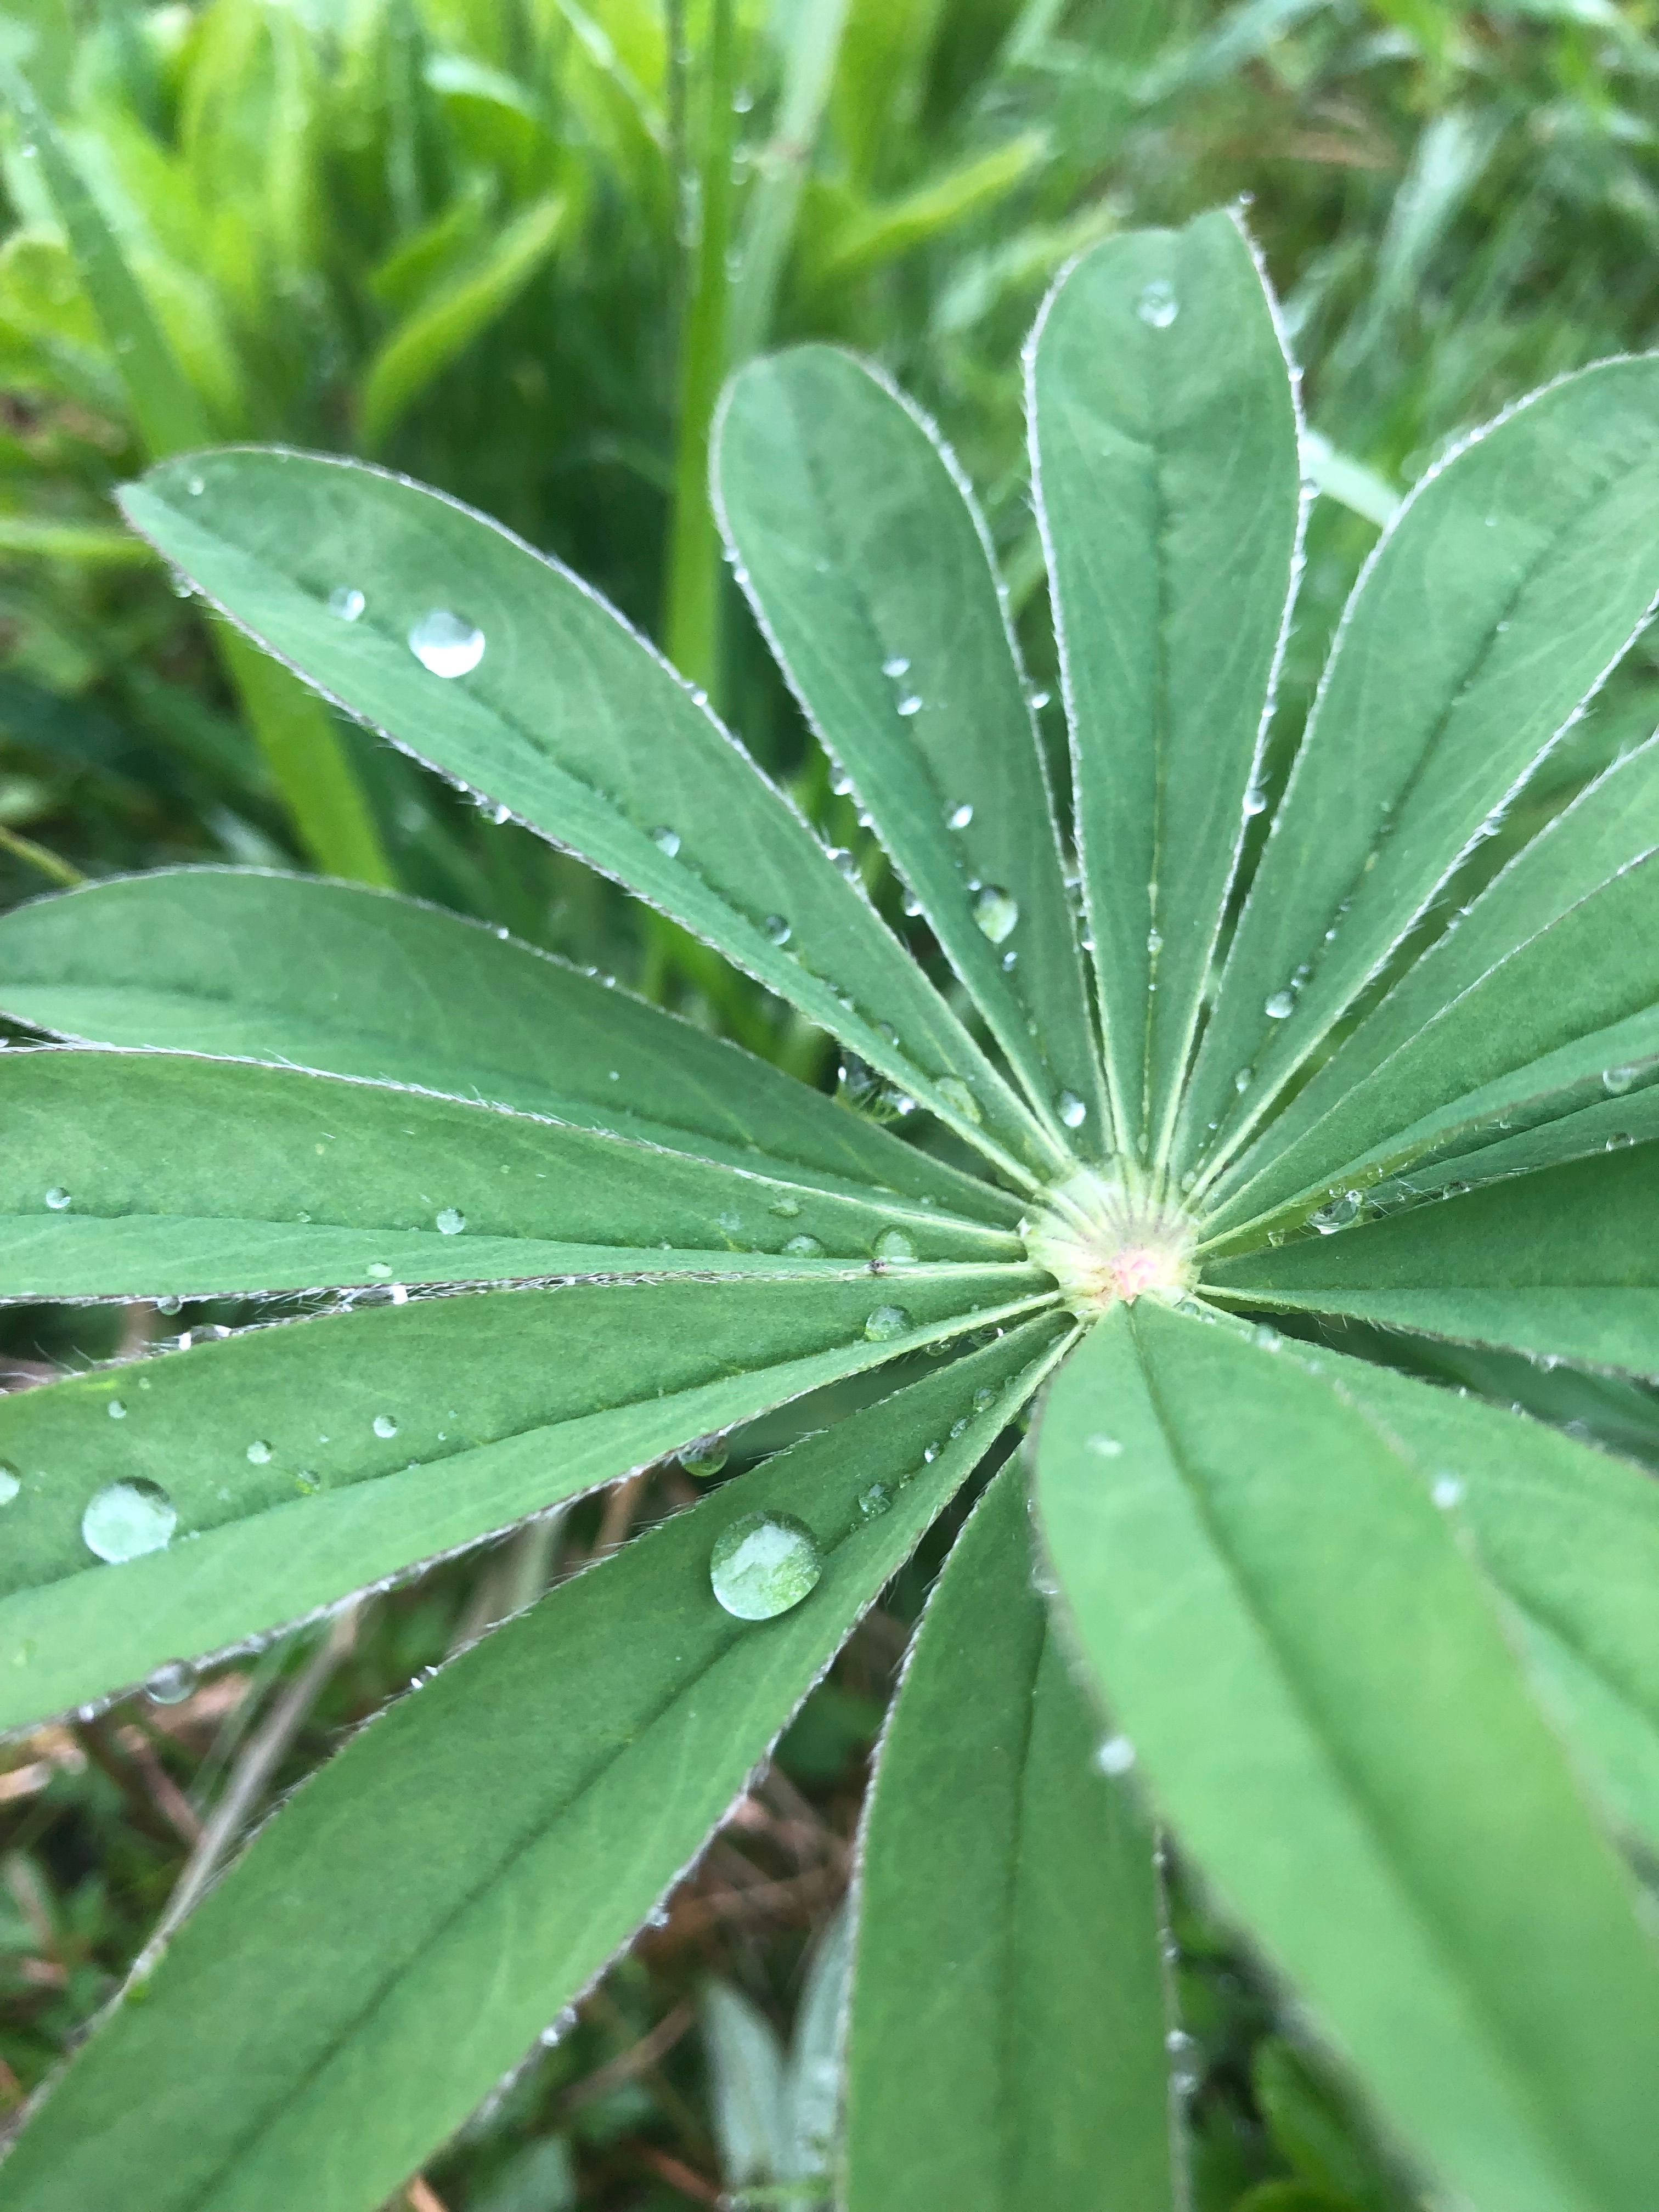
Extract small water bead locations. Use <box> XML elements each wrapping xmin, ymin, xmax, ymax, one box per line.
<box><xmin>246</xmin><ymin>1439</ymin><xmax>274</xmax><ymax>1465</ymax></box>
<box><xmin>1233</xmin><ymin>1066</ymin><xmax>1252</xmax><ymax>1094</ymax></box>
<box><xmin>1136</xmin><ymin>279</ymin><xmax>1178</xmax><ymax>329</ymax></box>
<box><xmin>784</xmin><ymin>1233</ymin><xmax>823</xmax><ymax>1257</ymax></box>
<box><xmin>972</xmin><ymin>885</ymin><xmax>1019</xmax><ymax>945</ymax></box>
<box><xmin>650</xmin><ymin>825</ymin><xmax>681</xmax><ymax>858</ymax></box>
<box><xmin>1242</xmin><ymin>782</ymin><xmax>1268</xmax><ymax>817</ymax></box>
<box><xmin>857</xmin><ymin>1482</ymin><xmax>893</xmax><ymax>1520</ymax></box>
<box><xmin>972</xmin><ymin>1387</ymin><xmax>996</xmax><ymax>1412</ymax></box>
<box><xmin>882</xmin><ymin>656</ymin><xmax>910</xmax><ymax>679</ymax></box>
<box><xmin>108</xmin><ymin>1398</ymin><xmax>128</xmax><ymax>1421</ymax></box>
<box><xmin>947</xmin><ymin>802</ymin><xmax>974</xmax><ymax>831</ymax></box>
<box><xmin>1606</xmin><ymin>1131</ymin><xmax>1637</xmax><ymax>1151</ymax></box>
<box><xmin>44</xmin><ymin>1187</ymin><xmax>70</xmax><ymax>1211</ymax></box>
<box><xmin>1094</xmin><ymin>1734</ymin><xmax>1137</xmax><ymax>1775</ymax></box>
<box><xmin>143</xmin><ymin>1660</ymin><xmax>197</xmax><ymax>1707</ymax></box>
<box><xmin>1431</xmin><ymin>1475</ymin><xmax>1464</xmax><ymax>1510</ymax></box>
<box><xmin>436</xmin><ymin>1207</ymin><xmax>466</xmax><ymax>1236</ymax></box>
<box><xmin>1250</xmin><ymin>1323</ymin><xmax>1282</xmax><ymax>1352</ymax></box>
<box><xmin>681</xmin><ymin>1437</ymin><xmax>729</xmax><ymax>1479</ymax></box>
<box><xmin>1602</xmin><ymin>1064</ymin><xmax>1641</xmax><ymax>1095</ymax></box>
<box><xmin>156</xmin><ymin>1295</ymin><xmax>183</xmax><ymax>1317</ymax></box>
<box><xmin>935</xmin><ymin>1076</ymin><xmax>983</xmax><ymax>1125</ymax></box>
<box><xmin>1263</xmin><ymin>989</ymin><xmax>1295</xmax><ymax>1020</ymax></box>
<box><xmin>0</xmin><ymin>1463</ymin><xmax>18</xmax><ymax>1505</ymax></box>
<box><xmin>895</xmin><ymin>695</ymin><xmax>923</xmax><ymax>718</ymax></box>
<box><xmin>372</xmin><ymin>1413</ymin><xmax>399</xmax><ymax>1440</ymax></box>
<box><xmin>709</xmin><ymin>1511</ymin><xmax>822</xmax><ymax>1620</ymax></box>
<box><xmin>864</xmin><ymin>1305</ymin><xmax>911</xmax><ymax>1342</ymax></box>
<box><xmin>82</xmin><ymin>1479</ymin><xmax>176</xmax><ymax>1564</ymax></box>
<box><xmin>873</xmin><ymin>1228</ymin><xmax>918</xmax><ymax>1266</ymax></box>
<box><xmin>770</xmin><ymin>1197</ymin><xmax>802</xmax><ymax>1220</ymax></box>
<box><xmin>366</xmin><ymin>1263</ymin><xmax>395</xmax><ymax>1281</ymax></box>
<box><xmin>1086</xmin><ymin>1434</ymin><xmax>1123</xmax><ymax>1459</ymax></box>
<box><xmin>327</xmin><ymin>586</ymin><xmax>365</xmax><ymax>623</ymax></box>
<box><xmin>1056</xmin><ymin>1091</ymin><xmax>1087</xmax><ymax>1130</ymax></box>
<box><xmin>408</xmin><ymin>608</ymin><xmax>486</xmax><ymax>678</ymax></box>
<box><xmin>1001</xmin><ymin>949</ymin><xmax>1018</xmax><ymax>971</ymax></box>
<box><xmin>763</xmin><ymin>913</ymin><xmax>792</xmax><ymax>946</ymax></box>
<box><xmin>294</xmin><ymin>1470</ymin><xmax>322</xmax><ymax>1496</ymax></box>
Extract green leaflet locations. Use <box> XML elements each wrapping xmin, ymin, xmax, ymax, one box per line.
<box><xmin>0</xmin><ymin>1322</ymin><xmax>1066</xmax><ymax>2212</ymax></box>
<box><xmin>0</xmin><ymin>870</ymin><xmax>1015</xmax><ymax>1223</ymax></box>
<box><xmin>1329</xmin><ymin>1356</ymin><xmax>1659</xmax><ymax>1857</ymax></box>
<box><xmin>1036</xmin><ymin>1305</ymin><xmax>1659</xmax><ymax>2212</ymax></box>
<box><xmin>1029</xmin><ymin>210</ymin><xmax>1301</xmax><ymax>1162</ymax></box>
<box><xmin>0</xmin><ymin>1274</ymin><xmax>1049</xmax><ymax>1731</ymax></box>
<box><xmin>0</xmin><ymin>1049</ymin><xmax>1030</xmax><ymax>1300</ymax></box>
<box><xmin>1210</xmin><ymin>733</ymin><xmax>1659</xmax><ymax>1210</ymax></box>
<box><xmin>1206</xmin><ymin>1143</ymin><xmax>1659</xmax><ymax>1377</ymax></box>
<box><xmin>714</xmin><ymin>348</ymin><xmax>1108</xmax><ymax>1150</ymax></box>
<box><xmin>1182</xmin><ymin>356</ymin><xmax>1659</xmax><ymax>1182</ymax></box>
<box><xmin>1203</xmin><ymin>851</ymin><xmax>1659</xmax><ymax>1241</ymax></box>
<box><xmin>118</xmin><ymin>449</ymin><xmax>1061</xmax><ymax>1184</ymax></box>
<box><xmin>844</xmin><ymin>1460</ymin><xmax>1177</xmax><ymax>2212</ymax></box>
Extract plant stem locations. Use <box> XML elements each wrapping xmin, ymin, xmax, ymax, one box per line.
<box><xmin>0</xmin><ymin>823</ymin><xmax>83</xmax><ymax>887</ymax></box>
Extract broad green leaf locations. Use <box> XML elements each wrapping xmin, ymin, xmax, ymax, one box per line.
<box><xmin>1330</xmin><ymin>1355</ymin><xmax>1659</xmax><ymax>1854</ymax></box>
<box><xmin>0</xmin><ymin>870</ymin><xmax>1017</xmax><ymax>1223</ymax></box>
<box><xmin>1206</xmin><ymin>1142</ymin><xmax>1659</xmax><ymax>1377</ymax></box>
<box><xmin>845</xmin><ymin>1459</ymin><xmax>1176</xmax><ymax>2212</ymax></box>
<box><xmin>1029</xmin><ymin>209</ymin><xmax>1301</xmax><ymax>1161</ymax></box>
<box><xmin>715</xmin><ymin>347</ymin><xmax>1109</xmax><ymax>1151</ymax></box>
<box><xmin>0</xmin><ymin>1273</ymin><xmax>1049</xmax><ymax>1731</ymax></box>
<box><xmin>1207</xmin><ymin>734</ymin><xmax>1659</xmax><ymax>1222</ymax></box>
<box><xmin>0</xmin><ymin>1047</ymin><xmax>1034</xmax><ymax>1300</ymax></box>
<box><xmin>1182</xmin><ymin>357</ymin><xmax>1659</xmax><ymax>1182</ymax></box>
<box><xmin>0</xmin><ymin>1322</ymin><xmax>1065</xmax><ymax>2212</ymax></box>
<box><xmin>119</xmin><ymin>450</ymin><xmax>1059</xmax><ymax>1184</ymax></box>
<box><xmin>1037</xmin><ymin>1304</ymin><xmax>1659</xmax><ymax>2212</ymax></box>
<box><xmin>1203</xmin><ymin>851</ymin><xmax>1659</xmax><ymax>1242</ymax></box>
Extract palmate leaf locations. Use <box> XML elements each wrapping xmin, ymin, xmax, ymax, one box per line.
<box><xmin>117</xmin><ymin>450</ymin><xmax>1064</xmax><ymax>1187</ymax></box>
<box><xmin>0</xmin><ymin>1322</ymin><xmax>1069</xmax><ymax>2212</ymax></box>
<box><xmin>0</xmin><ymin>869</ymin><xmax>1013</xmax><ymax>1220</ymax></box>
<box><xmin>1036</xmin><ymin>1305</ymin><xmax>1659</xmax><ymax>2212</ymax></box>
<box><xmin>714</xmin><ymin>346</ymin><xmax>1109</xmax><ymax>1151</ymax></box>
<box><xmin>0</xmin><ymin>1275</ymin><xmax>1049</xmax><ymax>1733</ymax></box>
<box><xmin>844</xmin><ymin>1460</ymin><xmax>1178</xmax><ymax>2211</ymax></box>
<box><xmin>0</xmin><ymin>1048</ymin><xmax>1032</xmax><ymax>1299</ymax></box>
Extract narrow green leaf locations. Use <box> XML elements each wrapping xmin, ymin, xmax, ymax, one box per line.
<box><xmin>1183</xmin><ymin>358</ymin><xmax>1659</xmax><ymax>1183</ymax></box>
<box><xmin>1029</xmin><ymin>208</ymin><xmax>1301</xmax><ymax>1160</ymax></box>
<box><xmin>117</xmin><ymin>449</ymin><xmax>1060</xmax><ymax>1183</ymax></box>
<box><xmin>0</xmin><ymin>1048</ymin><xmax>1033</xmax><ymax>1300</ymax></box>
<box><xmin>704</xmin><ymin>1983</ymin><xmax>790</xmax><ymax>2192</ymax></box>
<box><xmin>845</xmin><ymin>1459</ymin><xmax>1177</xmax><ymax>2212</ymax></box>
<box><xmin>0</xmin><ymin>870</ymin><xmax>1017</xmax><ymax>1223</ymax></box>
<box><xmin>0</xmin><ymin>1276</ymin><xmax>1050</xmax><ymax>1731</ymax></box>
<box><xmin>0</xmin><ymin>1324</ymin><xmax>1063</xmax><ymax>2212</ymax></box>
<box><xmin>1206</xmin><ymin>1143</ymin><xmax>1659</xmax><ymax>1376</ymax></box>
<box><xmin>716</xmin><ymin>348</ymin><xmax>1106</xmax><ymax>1149</ymax></box>
<box><xmin>1037</xmin><ymin>1304</ymin><xmax>1659</xmax><ymax>2212</ymax></box>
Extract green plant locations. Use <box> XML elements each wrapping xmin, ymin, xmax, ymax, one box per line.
<box><xmin>3</xmin><ymin>200</ymin><xmax>1659</xmax><ymax>2210</ymax></box>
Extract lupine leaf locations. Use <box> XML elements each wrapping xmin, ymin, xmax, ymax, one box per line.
<box><xmin>844</xmin><ymin>1458</ymin><xmax>1177</xmax><ymax>2212</ymax></box>
<box><xmin>1029</xmin><ymin>208</ymin><xmax>1301</xmax><ymax>1161</ymax></box>
<box><xmin>0</xmin><ymin>1274</ymin><xmax>1052</xmax><ymax>1731</ymax></box>
<box><xmin>1206</xmin><ymin>1143</ymin><xmax>1659</xmax><ymax>1376</ymax></box>
<box><xmin>1037</xmin><ymin>1303</ymin><xmax>1659</xmax><ymax>2212</ymax></box>
<box><xmin>117</xmin><ymin>449</ymin><xmax>1062</xmax><ymax>1184</ymax></box>
<box><xmin>1183</xmin><ymin>357</ymin><xmax>1659</xmax><ymax>1180</ymax></box>
<box><xmin>0</xmin><ymin>1048</ymin><xmax>1030</xmax><ymax>1300</ymax></box>
<box><xmin>0</xmin><ymin>869</ymin><xmax>1015</xmax><ymax>1221</ymax></box>
<box><xmin>0</xmin><ymin>1322</ymin><xmax>1066</xmax><ymax>2212</ymax></box>
<box><xmin>714</xmin><ymin>347</ymin><xmax>1108</xmax><ymax>1150</ymax></box>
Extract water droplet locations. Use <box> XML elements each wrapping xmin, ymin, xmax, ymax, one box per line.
<box><xmin>780</xmin><ymin>1234</ymin><xmax>822</xmax><ymax>1259</ymax></box>
<box><xmin>1264</xmin><ymin>989</ymin><xmax>1295</xmax><ymax>1019</ymax></box>
<box><xmin>857</xmin><ymin>1482</ymin><xmax>892</xmax><ymax>1519</ymax></box>
<box><xmin>947</xmin><ymin>802</ymin><xmax>974</xmax><ymax>830</ymax></box>
<box><xmin>408</xmin><ymin>608</ymin><xmax>485</xmax><ymax>678</ymax></box>
<box><xmin>935</xmin><ymin>1076</ymin><xmax>983</xmax><ymax>1125</ymax></box>
<box><xmin>1431</xmin><ymin>1474</ymin><xmax>1463</xmax><ymax>1510</ymax></box>
<box><xmin>436</xmin><ymin>1207</ymin><xmax>466</xmax><ymax>1235</ymax></box>
<box><xmin>1606</xmin><ymin>1131</ymin><xmax>1637</xmax><ymax>1151</ymax></box>
<box><xmin>0</xmin><ymin>1463</ymin><xmax>18</xmax><ymax>1505</ymax></box>
<box><xmin>770</xmin><ymin>1197</ymin><xmax>802</xmax><ymax>1219</ymax></box>
<box><xmin>973</xmin><ymin>1387</ymin><xmax>996</xmax><ymax>1412</ymax></box>
<box><xmin>328</xmin><ymin>586</ymin><xmax>365</xmax><ymax>622</ymax></box>
<box><xmin>895</xmin><ymin>695</ymin><xmax>923</xmax><ymax>718</ymax></box>
<box><xmin>373</xmin><ymin>1413</ymin><xmax>399</xmax><ymax>1440</ymax></box>
<box><xmin>366</xmin><ymin>1262</ymin><xmax>394</xmax><ymax>1281</ymax></box>
<box><xmin>973</xmin><ymin>885</ymin><xmax>1019</xmax><ymax>944</ymax></box>
<box><xmin>1029</xmin><ymin>689</ymin><xmax>1051</xmax><ymax>711</ymax></box>
<box><xmin>873</xmin><ymin>1228</ymin><xmax>918</xmax><ymax>1266</ymax></box>
<box><xmin>709</xmin><ymin>1511</ymin><xmax>822</xmax><ymax>1620</ymax></box>
<box><xmin>1094</xmin><ymin>1734</ymin><xmax>1137</xmax><ymax>1774</ymax></box>
<box><xmin>864</xmin><ymin>1305</ymin><xmax>911</xmax><ymax>1342</ymax></box>
<box><xmin>143</xmin><ymin>1659</ymin><xmax>197</xmax><ymax>1707</ymax></box>
<box><xmin>1602</xmin><ymin>1064</ymin><xmax>1641</xmax><ymax>1095</ymax></box>
<box><xmin>246</xmin><ymin>1439</ymin><xmax>273</xmax><ymax>1465</ymax></box>
<box><xmin>1001</xmin><ymin>948</ymin><xmax>1018</xmax><ymax>970</ymax></box>
<box><xmin>681</xmin><ymin>1437</ymin><xmax>729</xmax><ymax>1479</ymax></box>
<box><xmin>294</xmin><ymin>1470</ymin><xmax>321</xmax><ymax>1496</ymax></box>
<box><xmin>1136</xmin><ymin>278</ymin><xmax>1178</xmax><ymax>328</ymax></box>
<box><xmin>44</xmin><ymin>1186</ymin><xmax>70</xmax><ymax>1211</ymax></box>
<box><xmin>763</xmin><ymin>913</ymin><xmax>791</xmax><ymax>946</ymax></box>
<box><xmin>156</xmin><ymin>1295</ymin><xmax>183</xmax><ymax>1316</ymax></box>
<box><xmin>1233</xmin><ymin>1066</ymin><xmax>1252</xmax><ymax>1094</ymax></box>
<box><xmin>650</xmin><ymin>825</ymin><xmax>681</xmax><ymax>857</ymax></box>
<box><xmin>1250</xmin><ymin>1323</ymin><xmax>1282</xmax><ymax>1351</ymax></box>
<box><xmin>1086</xmin><ymin>1434</ymin><xmax>1123</xmax><ymax>1459</ymax></box>
<box><xmin>185</xmin><ymin>472</ymin><xmax>205</xmax><ymax>496</ymax></box>
<box><xmin>1243</xmin><ymin>782</ymin><xmax>1267</xmax><ymax>817</ymax></box>
<box><xmin>82</xmin><ymin>1479</ymin><xmax>176</xmax><ymax>1563</ymax></box>
<box><xmin>1056</xmin><ymin>1090</ymin><xmax>1087</xmax><ymax>1130</ymax></box>
<box><xmin>1312</xmin><ymin>1190</ymin><xmax>1362</xmax><ymax>1234</ymax></box>
<box><xmin>881</xmin><ymin>655</ymin><xmax>910</xmax><ymax>679</ymax></box>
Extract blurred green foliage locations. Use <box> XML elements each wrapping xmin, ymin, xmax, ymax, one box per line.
<box><xmin>2</xmin><ymin>0</ymin><xmax>1659</xmax><ymax>2203</ymax></box>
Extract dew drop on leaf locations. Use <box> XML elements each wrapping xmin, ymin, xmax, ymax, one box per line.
<box><xmin>407</xmin><ymin>608</ymin><xmax>484</xmax><ymax>678</ymax></box>
<box><xmin>1243</xmin><ymin>783</ymin><xmax>1267</xmax><ymax>817</ymax></box>
<box><xmin>435</xmin><ymin>1207</ymin><xmax>466</xmax><ymax>1235</ymax></box>
<box><xmin>935</xmin><ymin>1076</ymin><xmax>983</xmax><ymax>1125</ymax></box>
<box><xmin>372</xmin><ymin>1413</ymin><xmax>399</xmax><ymax>1440</ymax></box>
<box><xmin>681</xmin><ymin>1437</ymin><xmax>729</xmax><ymax>1479</ymax></box>
<box><xmin>156</xmin><ymin>1295</ymin><xmax>183</xmax><ymax>1316</ymax></box>
<box><xmin>709</xmin><ymin>1510</ymin><xmax>822</xmax><ymax>1620</ymax></box>
<box><xmin>1606</xmin><ymin>1131</ymin><xmax>1636</xmax><ymax>1150</ymax></box>
<box><xmin>1094</xmin><ymin>1734</ymin><xmax>1137</xmax><ymax>1774</ymax></box>
<box><xmin>972</xmin><ymin>884</ymin><xmax>1019</xmax><ymax>944</ymax></box>
<box><xmin>947</xmin><ymin>802</ymin><xmax>974</xmax><ymax>830</ymax></box>
<box><xmin>1602</xmin><ymin>1064</ymin><xmax>1641</xmax><ymax>1094</ymax></box>
<box><xmin>1085</xmin><ymin>1434</ymin><xmax>1122</xmax><ymax>1459</ymax></box>
<box><xmin>873</xmin><ymin>1227</ymin><xmax>918</xmax><ymax>1266</ymax></box>
<box><xmin>857</xmin><ymin>1482</ymin><xmax>893</xmax><ymax>1519</ymax></box>
<box><xmin>1312</xmin><ymin>1190</ymin><xmax>1362</xmax><ymax>1233</ymax></box>
<box><xmin>246</xmin><ymin>1439</ymin><xmax>273</xmax><ymax>1465</ymax></box>
<box><xmin>1136</xmin><ymin>279</ymin><xmax>1178</xmax><ymax>328</ymax></box>
<box><xmin>1056</xmin><ymin>1090</ymin><xmax>1087</xmax><ymax>1130</ymax></box>
<box><xmin>144</xmin><ymin>1660</ymin><xmax>197</xmax><ymax>1707</ymax></box>
<box><xmin>881</xmin><ymin>656</ymin><xmax>910</xmax><ymax>679</ymax></box>
<box><xmin>44</xmin><ymin>1186</ymin><xmax>70</xmax><ymax>1211</ymax></box>
<box><xmin>864</xmin><ymin>1305</ymin><xmax>911</xmax><ymax>1342</ymax></box>
<box><xmin>650</xmin><ymin>825</ymin><xmax>681</xmax><ymax>857</ymax></box>
<box><xmin>763</xmin><ymin>913</ymin><xmax>791</xmax><ymax>946</ymax></box>
<box><xmin>1264</xmin><ymin>989</ymin><xmax>1295</xmax><ymax>1019</ymax></box>
<box><xmin>327</xmin><ymin>586</ymin><xmax>365</xmax><ymax>622</ymax></box>
<box><xmin>972</xmin><ymin>1387</ymin><xmax>996</xmax><ymax>1412</ymax></box>
<box><xmin>1250</xmin><ymin>1323</ymin><xmax>1282</xmax><ymax>1352</ymax></box>
<box><xmin>82</xmin><ymin>1479</ymin><xmax>176</xmax><ymax>1563</ymax></box>
<box><xmin>1431</xmin><ymin>1475</ymin><xmax>1464</xmax><ymax>1510</ymax></box>
<box><xmin>0</xmin><ymin>1463</ymin><xmax>19</xmax><ymax>1505</ymax></box>
<box><xmin>784</xmin><ymin>1233</ymin><xmax>824</xmax><ymax>1256</ymax></box>
<box><xmin>895</xmin><ymin>695</ymin><xmax>923</xmax><ymax>718</ymax></box>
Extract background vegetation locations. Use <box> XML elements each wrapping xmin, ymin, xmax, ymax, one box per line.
<box><xmin>1</xmin><ymin>0</ymin><xmax>1657</xmax><ymax>2204</ymax></box>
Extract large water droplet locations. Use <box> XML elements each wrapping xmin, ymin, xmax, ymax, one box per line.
<box><xmin>973</xmin><ymin>885</ymin><xmax>1019</xmax><ymax>944</ymax></box>
<box><xmin>372</xmin><ymin>1413</ymin><xmax>399</xmax><ymax>1440</ymax></box>
<box><xmin>408</xmin><ymin>608</ymin><xmax>485</xmax><ymax>678</ymax></box>
<box><xmin>935</xmin><ymin>1076</ymin><xmax>983</xmax><ymax>1126</ymax></box>
<box><xmin>144</xmin><ymin>1659</ymin><xmax>197</xmax><ymax>1706</ymax></box>
<box><xmin>1312</xmin><ymin>1190</ymin><xmax>1362</xmax><ymax>1234</ymax></box>
<box><xmin>82</xmin><ymin>1479</ymin><xmax>176</xmax><ymax>1563</ymax></box>
<box><xmin>1056</xmin><ymin>1090</ymin><xmax>1087</xmax><ymax>1130</ymax></box>
<box><xmin>328</xmin><ymin>586</ymin><xmax>365</xmax><ymax>623</ymax></box>
<box><xmin>1264</xmin><ymin>989</ymin><xmax>1295</xmax><ymax>1019</ymax></box>
<box><xmin>436</xmin><ymin>1207</ymin><xmax>466</xmax><ymax>1236</ymax></box>
<box><xmin>682</xmin><ymin>1437</ymin><xmax>729</xmax><ymax>1479</ymax></box>
<box><xmin>709</xmin><ymin>1511</ymin><xmax>821</xmax><ymax>1620</ymax></box>
<box><xmin>0</xmin><ymin>1463</ymin><xmax>19</xmax><ymax>1505</ymax></box>
<box><xmin>44</xmin><ymin>1186</ymin><xmax>71</xmax><ymax>1211</ymax></box>
<box><xmin>1136</xmin><ymin>279</ymin><xmax>1178</xmax><ymax>329</ymax></box>
<box><xmin>864</xmin><ymin>1305</ymin><xmax>911</xmax><ymax>1342</ymax></box>
<box><xmin>873</xmin><ymin>1228</ymin><xmax>918</xmax><ymax>1266</ymax></box>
